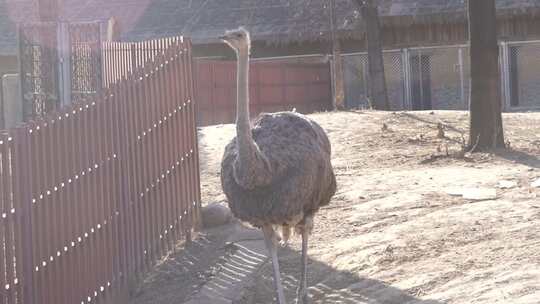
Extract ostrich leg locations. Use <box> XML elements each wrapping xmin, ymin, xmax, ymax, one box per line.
<box><xmin>296</xmin><ymin>216</ymin><xmax>313</xmax><ymax>304</ymax></box>
<box><xmin>262</xmin><ymin>225</ymin><xmax>287</xmax><ymax>304</ymax></box>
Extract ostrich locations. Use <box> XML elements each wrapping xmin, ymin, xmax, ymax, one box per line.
<box><xmin>219</xmin><ymin>27</ymin><xmax>336</xmax><ymax>304</ymax></box>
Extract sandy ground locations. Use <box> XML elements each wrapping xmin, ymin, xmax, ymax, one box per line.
<box><xmin>130</xmin><ymin>110</ymin><xmax>540</xmax><ymax>304</ymax></box>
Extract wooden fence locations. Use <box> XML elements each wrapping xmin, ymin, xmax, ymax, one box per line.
<box><xmin>102</xmin><ymin>38</ymin><xmax>180</xmax><ymax>88</ymax></box>
<box><xmin>194</xmin><ymin>59</ymin><xmax>333</xmax><ymax>126</ymax></box>
<box><xmin>0</xmin><ymin>37</ymin><xmax>200</xmax><ymax>304</ymax></box>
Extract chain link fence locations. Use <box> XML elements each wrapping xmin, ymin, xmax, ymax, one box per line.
<box><xmin>504</xmin><ymin>41</ymin><xmax>540</xmax><ymax>110</ymax></box>
<box><xmin>343</xmin><ymin>50</ymin><xmax>406</xmax><ymax>110</ymax></box>
<box><xmin>344</xmin><ymin>41</ymin><xmax>540</xmax><ymax>111</ymax></box>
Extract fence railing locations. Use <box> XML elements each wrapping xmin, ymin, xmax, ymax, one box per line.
<box><xmin>343</xmin><ymin>40</ymin><xmax>540</xmax><ymax>111</ymax></box>
<box><xmin>0</xmin><ymin>36</ymin><xmax>200</xmax><ymax>304</ymax></box>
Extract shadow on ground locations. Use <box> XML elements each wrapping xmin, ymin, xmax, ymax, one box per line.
<box><xmin>493</xmin><ymin>148</ymin><xmax>540</xmax><ymax>169</ymax></box>
<box><xmin>243</xmin><ymin>244</ymin><xmax>445</xmax><ymax>304</ymax></box>
<box><xmin>398</xmin><ymin>112</ymin><xmax>467</xmax><ymax>135</ymax></box>
<box><xmin>129</xmin><ymin>221</ymin><xmax>444</xmax><ymax>304</ymax></box>
<box><xmin>128</xmin><ymin>224</ymin><xmax>241</xmax><ymax>304</ymax></box>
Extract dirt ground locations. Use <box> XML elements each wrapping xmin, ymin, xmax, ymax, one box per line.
<box><xmin>130</xmin><ymin>110</ymin><xmax>540</xmax><ymax>304</ymax></box>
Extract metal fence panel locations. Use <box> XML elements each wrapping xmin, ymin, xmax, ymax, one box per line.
<box><xmin>343</xmin><ymin>51</ymin><xmax>406</xmax><ymax>110</ymax></box>
<box><xmin>343</xmin><ymin>54</ymin><xmax>369</xmax><ymax>109</ymax></box>
<box><xmin>19</xmin><ymin>23</ymin><xmax>60</xmax><ymax>120</ymax></box>
<box><xmin>69</xmin><ymin>22</ymin><xmax>103</xmax><ymax>103</ymax></box>
<box><xmin>506</xmin><ymin>41</ymin><xmax>540</xmax><ymax>109</ymax></box>
<box><xmin>384</xmin><ymin>51</ymin><xmax>406</xmax><ymax>110</ymax></box>
<box><xmin>343</xmin><ymin>41</ymin><xmax>540</xmax><ymax>112</ymax></box>
<box><xmin>408</xmin><ymin>46</ymin><xmax>468</xmax><ymax>110</ymax></box>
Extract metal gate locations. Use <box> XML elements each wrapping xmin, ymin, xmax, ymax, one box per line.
<box><xmin>19</xmin><ymin>22</ymin><xmax>102</xmax><ymax>121</ymax></box>
<box><xmin>68</xmin><ymin>22</ymin><xmax>102</xmax><ymax>103</ymax></box>
<box><xmin>19</xmin><ymin>22</ymin><xmax>59</xmax><ymax>120</ymax></box>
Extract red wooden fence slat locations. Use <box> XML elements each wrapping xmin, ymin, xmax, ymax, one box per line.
<box><xmin>0</xmin><ymin>134</ymin><xmax>9</xmax><ymax>304</ymax></box>
<box><xmin>44</xmin><ymin>116</ymin><xmax>60</xmax><ymax>304</ymax></box>
<box><xmin>12</xmin><ymin>126</ymin><xmax>34</xmax><ymax>304</ymax></box>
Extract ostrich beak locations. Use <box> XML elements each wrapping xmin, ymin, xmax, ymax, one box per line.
<box><xmin>218</xmin><ymin>35</ymin><xmax>227</xmax><ymax>41</ymax></box>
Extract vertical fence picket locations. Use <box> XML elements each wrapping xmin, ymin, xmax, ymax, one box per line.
<box><xmin>186</xmin><ymin>41</ymin><xmax>202</xmax><ymax>229</ymax></box>
<box><xmin>110</xmin><ymin>82</ymin><xmax>125</xmax><ymax>285</ymax></box>
<box><xmin>162</xmin><ymin>43</ymin><xmax>174</xmax><ymax>250</ymax></box>
<box><xmin>175</xmin><ymin>41</ymin><xmax>188</xmax><ymax>239</ymax></box>
<box><xmin>182</xmin><ymin>43</ymin><xmax>195</xmax><ymax>234</ymax></box>
<box><xmin>4</xmin><ymin>135</ymin><xmax>16</xmax><ymax>304</ymax></box>
<box><xmin>171</xmin><ymin>40</ymin><xmax>183</xmax><ymax>242</ymax></box>
<box><xmin>11</xmin><ymin>131</ymin><xmax>24</xmax><ymax>304</ymax></box>
<box><xmin>155</xmin><ymin>45</ymin><xmax>166</xmax><ymax>255</ymax></box>
<box><xmin>12</xmin><ymin>126</ymin><xmax>34</xmax><ymax>304</ymax></box>
<box><xmin>125</xmin><ymin>72</ymin><xmax>138</xmax><ymax>275</ymax></box>
<box><xmin>44</xmin><ymin>115</ymin><xmax>59</xmax><ymax>304</ymax></box>
<box><xmin>180</xmin><ymin>41</ymin><xmax>192</xmax><ymax>240</ymax></box>
<box><xmin>33</xmin><ymin>120</ymin><xmax>47</xmax><ymax>304</ymax></box>
<box><xmin>0</xmin><ymin>134</ymin><xmax>9</xmax><ymax>304</ymax></box>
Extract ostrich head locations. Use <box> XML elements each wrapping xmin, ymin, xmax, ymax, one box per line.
<box><xmin>220</xmin><ymin>27</ymin><xmax>251</xmax><ymax>55</ymax></box>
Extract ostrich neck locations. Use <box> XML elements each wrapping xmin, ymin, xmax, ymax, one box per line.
<box><xmin>236</xmin><ymin>49</ymin><xmax>251</xmax><ymax>141</ymax></box>
<box><xmin>233</xmin><ymin>47</ymin><xmax>273</xmax><ymax>189</ymax></box>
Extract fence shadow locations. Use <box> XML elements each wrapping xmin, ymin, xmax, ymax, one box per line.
<box><xmin>129</xmin><ymin>224</ymin><xmax>244</xmax><ymax>304</ymax></box>
<box><xmin>244</xmin><ymin>242</ymin><xmax>444</xmax><ymax>304</ymax></box>
<box><xmin>129</xmin><ymin>222</ymin><xmax>445</xmax><ymax>304</ymax></box>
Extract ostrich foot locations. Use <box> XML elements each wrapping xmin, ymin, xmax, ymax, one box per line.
<box><xmin>279</xmin><ymin>225</ymin><xmax>292</xmax><ymax>247</ymax></box>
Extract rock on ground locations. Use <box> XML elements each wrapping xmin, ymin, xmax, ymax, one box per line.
<box><xmin>201</xmin><ymin>202</ymin><xmax>232</xmax><ymax>228</ymax></box>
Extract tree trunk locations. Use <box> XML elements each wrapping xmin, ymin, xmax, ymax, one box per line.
<box><xmin>468</xmin><ymin>0</ymin><xmax>505</xmax><ymax>150</ymax></box>
<box><xmin>330</xmin><ymin>0</ymin><xmax>345</xmax><ymax>110</ymax></box>
<box><xmin>355</xmin><ymin>0</ymin><xmax>389</xmax><ymax>110</ymax></box>
<box><xmin>331</xmin><ymin>39</ymin><xmax>346</xmax><ymax>110</ymax></box>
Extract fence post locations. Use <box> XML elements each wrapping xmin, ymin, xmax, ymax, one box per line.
<box><xmin>13</xmin><ymin>126</ymin><xmax>35</xmax><ymax>304</ymax></box>
<box><xmin>186</xmin><ymin>40</ymin><xmax>202</xmax><ymax>233</ymax></box>
<box><xmin>57</xmin><ymin>22</ymin><xmax>72</xmax><ymax>107</ymax></box>
<box><xmin>401</xmin><ymin>48</ymin><xmax>412</xmax><ymax>110</ymax></box>
<box><xmin>458</xmin><ymin>47</ymin><xmax>466</xmax><ymax>109</ymax></box>
<box><xmin>499</xmin><ymin>41</ymin><xmax>510</xmax><ymax>111</ymax></box>
<box><xmin>130</xmin><ymin>44</ymin><xmax>137</xmax><ymax>74</ymax></box>
<box><xmin>115</xmin><ymin>78</ymin><xmax>132</xmax><ymax>281</ymax></box>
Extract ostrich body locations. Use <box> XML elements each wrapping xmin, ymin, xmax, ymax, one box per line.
<box><xmin>219</xmin><ymin>28</ymin><xmax>336</xmax><ymax>304</ymax></box>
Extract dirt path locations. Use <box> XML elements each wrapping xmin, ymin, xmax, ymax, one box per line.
<box><xmin>131</xmin><ymin>110</ymin><xmax>540</xmax><ymax>304</ymax></box>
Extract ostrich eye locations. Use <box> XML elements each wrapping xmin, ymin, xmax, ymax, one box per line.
<box><xmin>236</xmin><ymin>33</ymin><xmax>242</xmax><ymax>38</ymax></box>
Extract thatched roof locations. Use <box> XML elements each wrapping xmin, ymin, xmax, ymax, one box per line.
<box><xmin>1</xmin><ymin>0</ymin><xmax>540</xmax><ymax>55</ymax></box>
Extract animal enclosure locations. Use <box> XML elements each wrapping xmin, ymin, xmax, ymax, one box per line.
<box><xmin>343</xmin><ymin>40</ymin><xmax>540</xmax><ymax>112</ymax></box>
<box><xmin>0</xmin><ymin>37</ymin><xmax>200</xmax><ymax>304</ymax></box>
<box><xmin>194</xmin><ymin>59</ymin><xmax>333</xmax><ymax>126</ymax></box>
